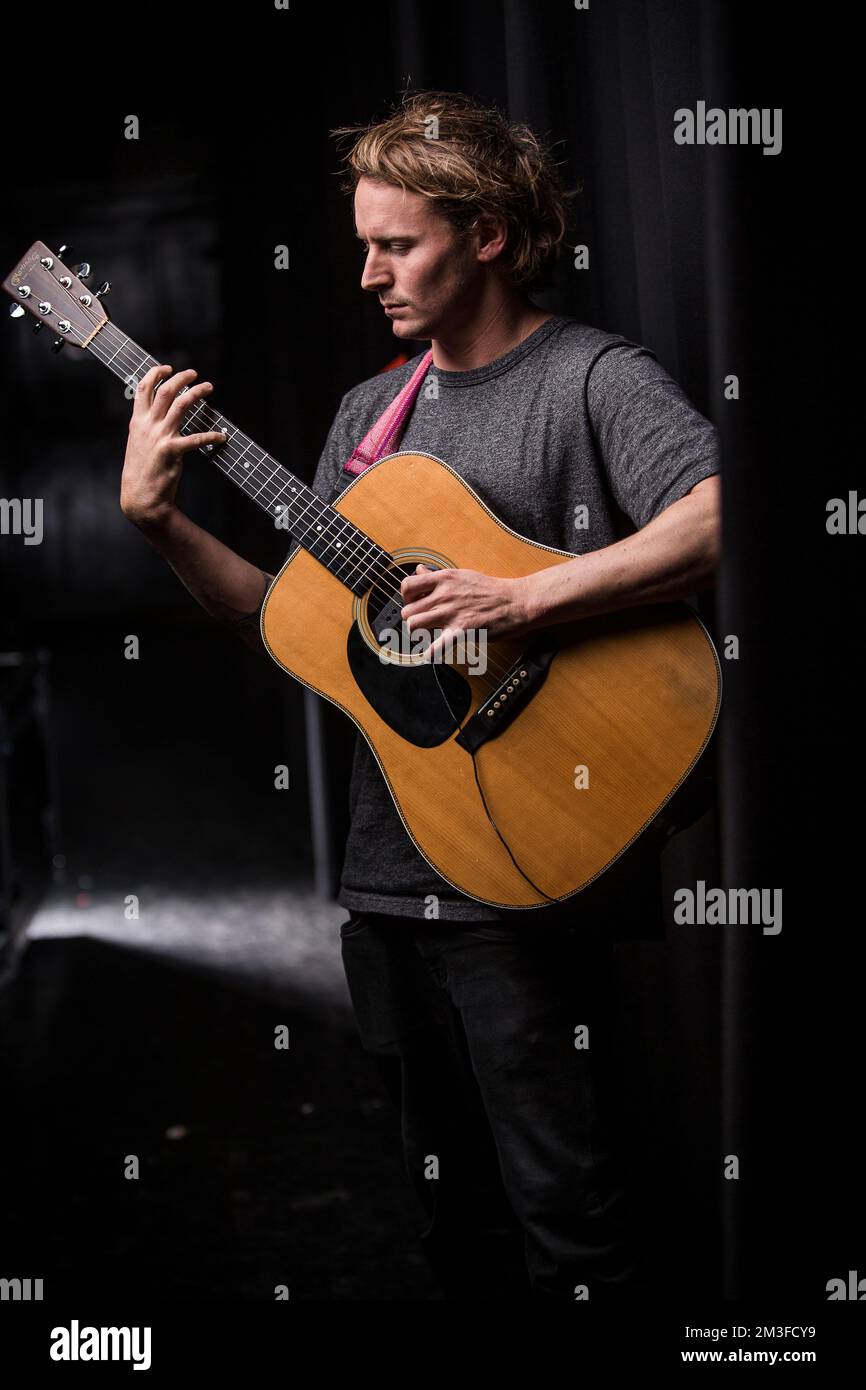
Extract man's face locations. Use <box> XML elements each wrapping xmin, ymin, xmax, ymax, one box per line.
<box><xmin>354</xmin><ymin>175</ymin><xmax>481</xmax><ymax>340</ymax></box>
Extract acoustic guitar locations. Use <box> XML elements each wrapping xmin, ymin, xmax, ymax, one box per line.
<box><xmin>4</xmin><ymin>241</ymin><xmax>722</xmax><ymax>910</ymax></box>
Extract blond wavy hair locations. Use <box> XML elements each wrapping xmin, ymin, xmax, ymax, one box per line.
<box><xmin>331</xmin><ymin>90</ymin><xmax>577</xmax><ymax>292</ymax></box>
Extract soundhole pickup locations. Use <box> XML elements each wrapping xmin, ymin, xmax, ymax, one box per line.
<box><xmin>455</xmin><ymin>632</ymin><xmax>559</xmax><ymax>754</ymax></box>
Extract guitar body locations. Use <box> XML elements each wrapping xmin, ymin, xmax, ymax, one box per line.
<box><xmin>262</xmin><ymin>451</ymin><xmax>721</xmax><ymax>910</ymax></box>
<box><xmin>0</xmin><ymin>245</ymin><xmax>720</xmax><ymax>908</ymax></box>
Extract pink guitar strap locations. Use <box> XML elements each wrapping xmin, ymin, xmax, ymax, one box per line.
<box><xmin>342</xmin><ymin>349</ymin><xmax>434</xmax><ymax>477</ymax></box>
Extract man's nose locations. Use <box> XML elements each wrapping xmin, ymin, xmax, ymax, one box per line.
<box><xmin>360</xmin><ymin>249</ymin><xmax>391</xmax><ymax>292</ymax></box>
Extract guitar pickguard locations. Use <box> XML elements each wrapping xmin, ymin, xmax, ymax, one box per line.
<box><xmin>346</xmin><ymin>621</ymin><xmax>471</xmax><ymax>747</ymax></box>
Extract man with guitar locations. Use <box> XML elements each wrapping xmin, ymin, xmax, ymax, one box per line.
<box><xmin>120</xmin><ymin>92</ymin><xmax>720</xmax><ymax>1299</ymax></box>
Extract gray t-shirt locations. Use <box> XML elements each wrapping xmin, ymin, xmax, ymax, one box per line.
<box><xmin>305</xmin><ymin>314</ymin><xmax>719</xmax><ymax>921</ymax></box>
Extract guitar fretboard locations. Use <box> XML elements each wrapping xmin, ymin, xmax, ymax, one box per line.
<box><xmin>89</xmin><ymin>321</ymin><xmax>395</xmax><ymax>597</ymax></box>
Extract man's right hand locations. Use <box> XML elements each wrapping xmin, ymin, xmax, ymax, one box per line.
<box><xmin>120</xmin><ymin>364</ymin><xmax>228</xmax><ymax>527</ymax></box>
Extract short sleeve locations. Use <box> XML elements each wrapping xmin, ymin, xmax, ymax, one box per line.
<box><xmin>586</xmin><ymin>342</ymin><xmax>720</xmax><ymax>530</ymax></box>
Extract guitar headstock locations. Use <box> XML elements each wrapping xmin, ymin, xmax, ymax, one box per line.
<box><xmin>2</xmin><ymin>239</ymin><xmax>111</xmax><ymax>353</ymax></box>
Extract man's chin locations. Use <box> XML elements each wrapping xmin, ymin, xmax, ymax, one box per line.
<box><xmin>390</xmin><ymin>314</ymin><xmax>429</xmax><ymax>340</ymax></box>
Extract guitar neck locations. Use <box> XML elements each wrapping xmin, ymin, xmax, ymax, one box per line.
<box><xmin>90</xmin><ymin>320</ymin><xmax>390</xmax><ymax>597</ymax></box>
<box><xmin>1</xmin><ymin>238</ymin><xmax>394</xmax><ymax>595</ymax></box>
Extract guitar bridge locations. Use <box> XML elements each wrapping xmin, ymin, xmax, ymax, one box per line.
<box><xmin>455</xmin><ymin>632</ymin><xmax>559</xmax><ymax>754</ymax></box>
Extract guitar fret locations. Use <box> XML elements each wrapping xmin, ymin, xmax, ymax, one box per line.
<box><xmin>250</xmin><ymin>464</ymin><xmax>279</xmax><ymax>498</ymax></box>
<box><xmin>105</xmin><ymin>339</ymin><xmax>128</xmax><ymax>367</ymax></box>
<box><xmin>232</xmin><ymin>437</ymin><xmax>253</xmax><ymax>468</ymax></box>
<box><xmin>85</xmin><ymin>325</ymin><xmax>395</xmax><ymax>595</ymax></box>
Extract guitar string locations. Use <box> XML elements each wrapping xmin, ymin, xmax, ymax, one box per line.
<box><xmin>40</xmin><ymin>280</ymin><xmax>564</xmax><ymax>903</ymax></box>
<box><xmin>95</xmin><ymin>327</ymin><xmax>406</xmax><ymax>591</ymax></box>
<box><xmin>124</xmin><ymin>337</ymin><xmax>522</xmax><ymax>689</ymax></box>
<box><xmin>90</xmin><ymin>325</ymin><xmax>560</xmax><ymax>903</ymax></box>
<box><xmin>83</xmin><ymin>312</ymin><xmax>525</xmax><ymax>672</ymax></box>
<box><xmin>83</xmin><ymin>313</ymin><xmax>531</xmax><ymax>693</ymax></box>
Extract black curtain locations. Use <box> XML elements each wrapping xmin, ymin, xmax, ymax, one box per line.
<box><xmin>1</xmin><ymin>0</ymin><xmax>859</xmax><ymax>1309</ymax></box>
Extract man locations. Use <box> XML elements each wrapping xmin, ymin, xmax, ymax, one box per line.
<box><xmin>121</xmin><ymin>91</ymin><xmax>720</xmax><ymax>1299</ymax></box>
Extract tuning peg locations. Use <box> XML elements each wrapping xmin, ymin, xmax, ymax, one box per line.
<box><xmin>51</xmin><ymin>337</ymin><xmax>65</xmax><ymax>354</ymax></box>
<box><xmin>56</xmin><ymin>243</ymin><xmax>74</xmax><ymax>260</ymax></box>
<box><xmin>33</xmin><ymin>321</ymin><xmax>44</xmax><ymax>334</ymax></box>
<box><xmin>8</xmin><ymin>302</ymin><xmax>25</xmax><ymax>318</ymax></box>
<box><xmin>77</xmin><ymin>262</ymin><xmax>91</xmax><ymax>280</ymax></box>
<box><xmin>95</xmin><ymin>280</ymin><xmax>110</xmax><ymax>299</ymax></box>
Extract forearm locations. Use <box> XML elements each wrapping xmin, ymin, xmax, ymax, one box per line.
<box><xmin>134</xmin><ymin>507</ymin><xmax>273</xmax><ymax>652</ymax></box>
<box><xmin>524</xmin><ymin>485</ymin><xmax>720</xmax><ymax>629</ymax></box>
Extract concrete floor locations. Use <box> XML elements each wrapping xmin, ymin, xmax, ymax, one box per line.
<box><xmin>0</xmin><ymin>630</ymin><xmax>449</xmax><ymax>1298</ymax></box>
<box><xmin>0</xmin><ymin>881</ymin><xmax>443</xmax><ymax>1300</ymax></box>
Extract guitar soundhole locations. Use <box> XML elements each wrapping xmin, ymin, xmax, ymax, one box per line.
<box><xmin>367</xmin><ymin>564</ymin><xmax>418</xmax><ymax>656</ymax></box>
<box><xmin>356</xmin><ymin>554</ymin><xmax>451</xmax><ymax>664</ymax></box>
<box><xmin>346</xmin><ymin>555</ymin><xmax>472</xmax><ymax>747</ymax></box>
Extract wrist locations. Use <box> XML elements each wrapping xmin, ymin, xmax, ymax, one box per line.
<box><xmin>518</xmin><ymin>561</ymin><xmax>587</xmax><ymax>631</ymax></box>
<box><xmin>514</xmin><ymin>573</ymin><xmax>542</xmax><ymax>633</ymax></box>
<box><xmin>130</xmin><ymin>502</ymin><xmax>181</xmax><ymax>537</ymax></box>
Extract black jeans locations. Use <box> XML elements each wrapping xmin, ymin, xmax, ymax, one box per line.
<box><xmin>339</xmin><ymin>908</ymin><xmax>641</xmax><ymax>1300</ymax></box>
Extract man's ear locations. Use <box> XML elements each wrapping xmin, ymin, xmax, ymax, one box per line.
<box><xmin>474</xmin><ymin>215</ymin><xmax>509</xmax><ymax>266</ymax></box>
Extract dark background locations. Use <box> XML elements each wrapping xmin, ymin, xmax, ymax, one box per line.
<box><xmin>0</xmin><ymin>0</ymin><xmax>861</xmax><ymax>1313</ymax></box>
